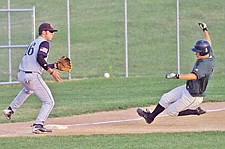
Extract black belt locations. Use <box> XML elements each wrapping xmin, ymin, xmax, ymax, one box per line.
<box><xmin>19</xmin><ymin>70</ymin><xmax>32</xmax><ymax>73</ymax></box>
<box><xmin>25</xmin><ymin>71</ymin><xmax>32</xmax><ymax>73</ymax></box>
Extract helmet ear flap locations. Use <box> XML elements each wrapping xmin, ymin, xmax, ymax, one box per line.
<box><xmin>200</xmin><ymin>52</ymin><xmax>206</xmax><ymax>56</ymax></box>
<box><xmin>200</xmin><ymin>47</ymin><xmax>209</xmax><ymax>56</ymax></box>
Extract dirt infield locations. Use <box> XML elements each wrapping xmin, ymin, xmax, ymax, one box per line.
<box><xmin>1</xmin><ymin>102</ymin><xmax>225</xmax><ymax>137</ymax></box>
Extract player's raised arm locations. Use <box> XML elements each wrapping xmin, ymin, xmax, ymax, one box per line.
<box><xmin>198</xmin><ymin>22</ymin><xmax>212</xmax><ymax>46</ymax></box>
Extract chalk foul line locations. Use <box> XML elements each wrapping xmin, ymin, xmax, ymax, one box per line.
<box><xmin>46</xmin><ymin>107</ymin><xmax>225</xmax><ymax>129</ymax></box>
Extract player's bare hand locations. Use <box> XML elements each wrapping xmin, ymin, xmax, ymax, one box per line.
<box><xmin>165</xmin><ymin>73</ymin><xmax>179</xmax><ymax>79</ymax></box>
<box><xmin>51</xmin><ymin>71</ymin><xmax>62</xmax><ymax>82</ymax></box>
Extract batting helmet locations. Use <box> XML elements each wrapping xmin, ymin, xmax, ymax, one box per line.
<box><xmin>192</xmin><ymin>39</ymin><xmax>211</xmax><ymax>56</ymax></box>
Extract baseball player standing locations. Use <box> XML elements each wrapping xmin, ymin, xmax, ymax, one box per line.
<box><xmin>137</xmin><ymin>22</ymin><xmax>215</xmax><ymax>124</ymax></box>
<box><xmin>3</xmin><ymin>23</ymin><xmax>61</xmax><ymax>134</ymax></box>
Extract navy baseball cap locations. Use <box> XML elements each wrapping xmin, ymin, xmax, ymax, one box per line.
<box><xmin>38</xmin><ymin>23</ymin><xmax>57</xmax><ymax>34</ymax></box>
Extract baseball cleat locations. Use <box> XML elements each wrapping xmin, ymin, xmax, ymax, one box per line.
<box><xmin>196</xmin><ymin>107</ymin><xmax>206</xmax><ymax>115</ymax></box>
<box><xmin>3</xmin><ymin>107</ymin><xmax>14</xmax><ymax>120</ymax></box>
<box><xmin>137</xmin><ymin>108</ymin><xmax>154</xmax><ymax>124</ymax></box>
<box><xmin>32</xmin><ymin>124</ymin><xmax>52</xmax><ymax>134</ymax></box>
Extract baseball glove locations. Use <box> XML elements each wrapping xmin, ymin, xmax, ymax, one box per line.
<box><xmin>55</xmin><ymin>56</ymin><xmax>72</xmax><ymax>71</ymax></box>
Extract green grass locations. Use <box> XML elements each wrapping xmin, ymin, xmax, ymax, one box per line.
<box><xmin>0</xmin><ymin>0</ymin><xmax>225</xmax><ymax>148</ymax></box>
<box><xmin>1</xmin><ymin>132</ymin><xmax>225</xmax><ymax>149</ymax></box>
<box><xmin>1</xmin><ymin>74</ymin><xmax>225</xmax><ymax>123</ymax></box>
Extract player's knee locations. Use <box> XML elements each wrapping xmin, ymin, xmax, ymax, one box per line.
<box><xmin>159</xmin><ymin>94</ymin><xmax>171</xmax><ymax>108</ymax></box>
<box><xmin>43</xmin><ymin>98</ymin><xmax>55</xmax><ymax>107</ymax></box>
<box><xmin>49</xmin><ymin>99</ymin><xmax>55</xmax><ymax>107</ymax></box>
<box><xmin>50</xmin><ymin>99</ymin><xmax>55</xmax><ymax>107</ymax></box>
<box><xmin>52</xmin><ymin>100</ymin><xmax>55</xmax><ymax>106</ymax></box>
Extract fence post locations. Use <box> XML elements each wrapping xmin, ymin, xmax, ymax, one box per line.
<box><xmin>124</xmin><ymin>0</ymin><xmax>128</xmax><ymax>77</ymax></box>
<box><xmin>0</xmin><ymin>0</ymin><xmax>35</xmax><ymax>84</ymax></box>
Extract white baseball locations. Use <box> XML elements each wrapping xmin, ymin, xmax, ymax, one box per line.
<box><xmin>104</xmin><ymin>72</ymin><xmax>110</xmax><ymax>78</ymax></box>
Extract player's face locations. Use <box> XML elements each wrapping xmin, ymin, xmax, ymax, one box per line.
<box><xmin>195</xmin><ymin>52</ymin><xmax>201</xmax><ymax>60</ymax></box>
<box><xmin>42</xmin><ymin>30</ymin><xmax>55</xmax><ymax>41</ymax></box>
<box><xmin>46</xmin><ymin>31</ymin><xmax>55</xmax><ymax>41</ymax></box>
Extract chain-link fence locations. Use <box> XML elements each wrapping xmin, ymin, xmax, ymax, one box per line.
<box><xmin>0</xmin><ymin>0</ymin><xmax>224</xmax><ymax>83</ymax></box>
<box><xmin>0</xmin><ymin>1</ymin><xmax>35</xmax><ymax>83</ymax></box>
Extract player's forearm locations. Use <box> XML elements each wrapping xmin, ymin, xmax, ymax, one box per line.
<box><xmin>203</xmin><ymin>30</ymin><xmax>212</xmax><ymax>46</ymax></box>
<box><xmin>179</xmin><ymin>73</ymin><xmax>197</xmax><ymax>80</ymax></box>
<box><xmin>47</xmin><ymin>68</ymin><xmax>54</xmax><ymax>75</ymax></box>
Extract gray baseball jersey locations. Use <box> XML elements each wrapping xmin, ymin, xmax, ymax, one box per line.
<box><xmin>19</xmin><ymin>36</ymin><xmax>49</xmax><ymax>74</ymax></box>
<box><xmin>186</xmin><ymin>51</ymin><xmax>215</xmax><ymax>97</ymax></box>
<box><xmin>8</xmin><ymin>36</ymin><xmax>54</xmax><ymax>126</ymax></box>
